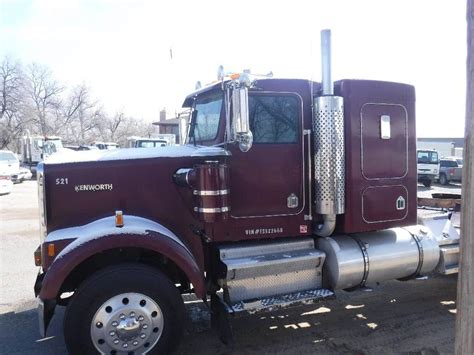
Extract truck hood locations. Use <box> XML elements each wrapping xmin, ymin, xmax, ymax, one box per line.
<box><xmin>43</xmin><ymin>145</ymin><xmax>231</xmax><ymax>165</ymax></box>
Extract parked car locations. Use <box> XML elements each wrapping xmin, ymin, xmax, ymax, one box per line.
<box><xmin>94</xmin><ymin>142</ymin><xmax>118</xmax><ymax>150</ymax></box>
<box><xmin>0</xmin><ymin>174</ymin><xmax>13</xmax><ymax>195</ymax></box>
<box><xmin>12</xmin><ymin>167</ymin><xmax>33</xmax><ymax>183</ymax></box>
<box><xmin>77</xmin><ymin>145</ymin><xmax>99</xmax><ymax>151</ymax></box>
<box><xmin>438</xmin><ymin>157</ymin><xmax>463</xmax><ymax>185</ymax></box>
<box><xmin>0</xmin><ymin>150</ymin><xmax>20</xmax><ymax>179</ymax></box>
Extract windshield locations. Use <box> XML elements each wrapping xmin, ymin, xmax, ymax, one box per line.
<box><xmin>0</xmin><ymin>152</ymin><xmax>17</xmax><ymax>161</ymax></box>
<box><xmin>456</xmin><ymin>158</ymin><xmax>463</xmax><ymax>165</ymax></box>
<box><xmin>48</xmin><ymin>139</ymin><xmax>63</xmax><ymax>149</ymax></box>
<box><xmin>189</xmin><ymin>91</ymin><xmax>223</xmax><ymax>143</ymax></box>
<box><xmin>417</xmin><ymin>150</ymin><xmax>439</xmax><ymax>164</ymax></box>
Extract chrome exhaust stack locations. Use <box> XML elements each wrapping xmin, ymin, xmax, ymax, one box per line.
<box><xmin>314</xmin><ymin>29</ymin><xmax>345</xmax><ymax>236</ymax></box>
<box><xmin>321</xmin><ymin>29</ymin><xmax>334</xmax><ymax>96</ymax></box>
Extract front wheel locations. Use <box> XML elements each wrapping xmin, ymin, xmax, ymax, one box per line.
<box><xmin>64</xmin><ymin>263</ymin><xmax>185</xmax><ymax>355</ymax></box>
<box><xmin>422</xmin><ymin>179</ymin><xmax>432</xmax><ymax>187</ymax></box>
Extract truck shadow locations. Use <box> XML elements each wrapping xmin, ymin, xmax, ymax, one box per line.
<box><xmin>179</xmin><ymin>276</ymin><xmax>457</xmax><ymax>355</ymax></box>
<box><xmin>0</xmin><ymin>306</ymin><xmax>66</xmax><ymax>355</ymax></box>
<box><xmin>0</xmin><ymin>275</ymin><xmax>457</xmax><ymax>355</ymax></box>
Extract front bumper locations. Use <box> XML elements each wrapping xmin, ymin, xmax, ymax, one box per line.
<box><xmin>418</xmin><ymin>174</ymin><xmax>437</xmax><ymax>182</ymax></box>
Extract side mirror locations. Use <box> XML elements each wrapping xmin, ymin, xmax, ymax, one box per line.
<box><xmin>232</xmin><ymin>87</ymin><xmax>253</xmax><ymax>152</ymax></box>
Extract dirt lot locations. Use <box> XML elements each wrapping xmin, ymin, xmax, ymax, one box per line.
<box><xmin>0</xmin><ymin>181</ymin><xmax>460</xmax><ymax>354</ymax></box>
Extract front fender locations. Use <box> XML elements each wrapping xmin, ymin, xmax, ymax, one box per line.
<box><xmin>39</xmin><ymin>216</ymin><xmax>206</xmax><ymax>301</ymax></box>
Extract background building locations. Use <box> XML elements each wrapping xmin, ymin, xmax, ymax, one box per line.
<box><xmin>417</xmin><ymin>137</ymin><xmax>464</xmax><ymax>157</ymax></box>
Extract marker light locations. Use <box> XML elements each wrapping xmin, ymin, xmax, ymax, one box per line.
<box><xmin>230</xmin><ymin>73</ymin><xmax>240</xmax><ymax>80</ymax></box>
<box><xmin>47</xmin><ymin>243</ymin><xmax>55</xmax><ymax>257</ymax></box>
<box><xmin>115</xmin><ymin>210</ymin><xmax>124</xmax><ymax>227</ymax></box>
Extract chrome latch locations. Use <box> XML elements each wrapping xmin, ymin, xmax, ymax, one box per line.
<box><xmin>380</xmin><ymin>115</ymin><xmax>391</xmax><ymax>139</ymax></box>
<box><xmin>396</xmin><ymin>196</ymin><xmax>406</xmax><ymax>210</ymax></box>
<box><xmin>287</xmin><ymin>193</ymin><xmax>299</xmax><ymax>208</ymax></box>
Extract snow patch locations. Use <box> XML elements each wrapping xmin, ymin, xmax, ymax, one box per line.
<box><xmin>47</xmin><ymin>215</ymin><xmax>188</xmax><ymax>258</ymax></box>
<box><xmin>44</xmin><ymin>145</ymin><xmax>230</xmax><ymax>165</ymax></box>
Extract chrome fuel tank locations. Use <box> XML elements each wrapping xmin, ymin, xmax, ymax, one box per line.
<box><xmin>316</xmin><ymin>226</ymin><xmax>440</xmax><ymax>290</ymax></box>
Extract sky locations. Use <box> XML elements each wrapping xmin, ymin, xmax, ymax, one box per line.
<box><xmin>0</xmin><ymin>0</ymin><xmax>467</xmax><ymax>137</ymax></box>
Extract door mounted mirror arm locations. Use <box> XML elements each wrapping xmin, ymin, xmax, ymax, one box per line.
<box><xmin>225</xmin><ymin>76</ymin><xmax>255</xmax><ymax>152</ymax></box>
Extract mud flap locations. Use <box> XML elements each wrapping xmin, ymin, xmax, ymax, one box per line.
<box><xmin>210</xmin><ymin>294</ymin><xmax>234</xmax><ymax>347</ymax></box>
<box><xmin>38</xmin><ymin>298</ymin><xmax>56</xmax><ymax>338</ymax></box>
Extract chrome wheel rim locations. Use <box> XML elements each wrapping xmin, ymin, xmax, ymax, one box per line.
<box><xmin>91</xmin><ymin>292</ymin><xmax>164</xmax><ymax>354</ymax></box>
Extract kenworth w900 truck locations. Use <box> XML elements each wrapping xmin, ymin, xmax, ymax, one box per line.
<box><xmin>33</xmin><ymin>31</ymin><xmax>459</xmax><ymax>354</ymax></box>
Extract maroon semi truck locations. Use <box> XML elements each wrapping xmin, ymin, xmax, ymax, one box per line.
<box><xmin>33</xmin><ymin>31</ymin><xmax>459</xmax><ymax>354</ymax></box>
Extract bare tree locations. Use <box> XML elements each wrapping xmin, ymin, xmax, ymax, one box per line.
<box><xmin>94</xmin><ymin>111</ymin><xmax>155</xmax><ymax>147</ymax></box>
<box><xmin>0</xmin><ymin>57</ymin><xmax>27</xmax><ymax>149</ymax></box>
<box><xmin>62</xmin><ymin>84</ymin><xmax>102</xmax><ymax>143</ymax></box>
<box><xmin>26</xmin><ymin>63</ymin><xmax>63</xmax><ymax>136</ymax></box>
<box><xmin>2</xmin><ymin>56</ymin><xmax>158</xmax><ymax>150</ymax></box>
<box><xmin>96</xmin><ymin>111</ymin><xmax>125</xmax><ymax>143</ymax></box>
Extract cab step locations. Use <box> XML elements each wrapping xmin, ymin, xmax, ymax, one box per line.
<box><xmin>218</xmin><ymin>238</ymin><xmax>326</xmax><ymax>303</ymax></box>
<box><xmin>227</xmin><ymin>288</ymin><xmax>334</xmax><ymax>314</ymax></box>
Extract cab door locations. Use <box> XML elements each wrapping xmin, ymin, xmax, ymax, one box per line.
<box><xmin>229</xmin><ymin>92</ymin><xmax>305</xmax><ymax>218</ymax></box>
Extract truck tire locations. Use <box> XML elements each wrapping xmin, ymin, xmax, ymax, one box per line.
<box><xmin>422</xmin><ymin>179</ymin><xmax>432</xmax><ymax>187</ymax></box>
<box><xmin>64</xmin><ymin>263</ymin><xmax>185</xmax><ymax>355</ymax></box>
<box><xmin>439</xmin><ymin>173</ymin><xmax>448</xmax><ymax>185</ymax></box>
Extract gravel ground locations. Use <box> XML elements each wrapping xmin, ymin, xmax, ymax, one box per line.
<box><xmin>0</xmin><ymin>181</ymin><xmax>461</xmax><ymax>354</ymax></box>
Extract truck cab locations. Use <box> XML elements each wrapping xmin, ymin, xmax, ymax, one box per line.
<box><xmin>20</xmin><ymin>135</ymin><xmax>63</xmax><ymax>175</ymax></box>
<box><xmin>33</xmin><ymin>31</ymin><xmax>458</xmax><ymax>354</ymax></box>
<box><xmin>126</xmin><ymin>136</ymin><xmax>174</xmax><ymax>148</ymax></box>
<box><xmin>417</xmin><ymin>149</ymin><xmax>439</xmax><ymax>187</ymax></box>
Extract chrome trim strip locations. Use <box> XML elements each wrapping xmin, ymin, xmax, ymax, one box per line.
<box><xmin>352</xmin><ymin>236</ymin><xmax>370</xmax><ymax>287</ymax></box>
<box><xmin>189</xmin><ymin>146</ymin><xmax>232</xmax><ymax>157</ymax></box>
<box><xmin>410</xmin><ymin>231</ymin><xmax>424</xmax><ymax>276</ymax></box>
<box><xmin>360</xmin><ymin>103</ymin><xmax>409</xmax><ymax>181</ymax></box>
<box><xmin>193</xmin><ymin>189</ymin><xmax>229</xmax><ymax>196</ymax></box>
<box><xmin>231</xmin><ymin>91</ymin><xmax>306</xmax><ymax>219</ymax></box>
<box><xmin>361</xmin><ymin>185</ymin><xmax>409</xmax><ymax>224</ymax></box>
<box><xmin>194</xmin><ymin>206</ymin><xmax>230</xmax><ymax>213</ymax></box>
<box><xmin>304</xmin><ymin>129</ymin><xmax>312</xmax><ymax>220</ymax></box>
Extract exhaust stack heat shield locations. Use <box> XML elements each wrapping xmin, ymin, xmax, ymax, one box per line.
<box><xmin>313</xmin><ymin>95</ymin><xmax>345</xmax><ymax>215</ymax></box>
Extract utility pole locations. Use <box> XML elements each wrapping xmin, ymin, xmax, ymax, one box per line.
<box><xmin>455</xmin><ymin>0</ymin><xmax>474</xmax><ymax>353</ymax></box>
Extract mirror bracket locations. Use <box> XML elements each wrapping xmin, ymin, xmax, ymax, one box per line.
<box><xmin>236</xmin><ymin>131</ymin><xmax>253</xmax><ymax>152</ymax></box>
<box><xmin>231</xmin><ymin>84</ymin><xmax>253</xmax><ymax>152</ymax></box>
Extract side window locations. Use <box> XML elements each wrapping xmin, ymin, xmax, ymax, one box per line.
<box><xmin>441</xmin><ymin>161</ymin><xmax>457</xmax><ymax>167</ymax></box>
<box><xmin>249</xmin><ymin>94</ymin><xmax>299</xmax><ymax>143</ymax></box>
<box><xmin>193</xmin><ymin>92</ymin><xmax>223</xmax><ymax>142</ymax></box>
